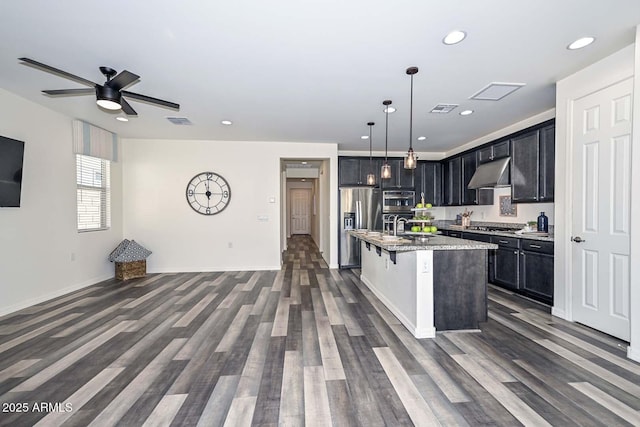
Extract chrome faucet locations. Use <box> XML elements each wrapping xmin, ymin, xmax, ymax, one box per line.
<box><xmin>393</xmin><ymin>216</ymin><xmax>408</xmax><ymax>236</ymax></box>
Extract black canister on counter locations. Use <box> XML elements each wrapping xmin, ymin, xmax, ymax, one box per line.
<box><xmin>537</xmin><ymin>212</ymin><xmax>549</xmax><ymax>232</ymax></box>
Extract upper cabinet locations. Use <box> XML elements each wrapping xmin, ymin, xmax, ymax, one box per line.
<box><xmin>538</xmin><ymin>125</ymin><xmax>555</xmax><ymax>202</ymax></box>
<box><xmin>478</xmin><ymin>139</ymin><xmax>510</xmax><ymax>164</ymax></box>
<box><xmin>511</xmin><ymin>123</ymin><xmax>555</xmax><ymax>203</ymax></box>
<box><xmin>443</xmin><ymin>152</ymin><xmax>493</xmax><ymax>206</ymax></box>
<box><xmin>381</xmin><ymin>158</ymin><xmax>415</xmax><ymax>189</ymax></box>
<box><xmin>338</xmin><ymin>156</ymin><xmax>381</xmax><ymax>186</ymax></box>
<box><xmin>443</xmin><ymin>157</ymin><xmax>462</xmax><ymax>206</ymax></box>
<box><xmin>415</xmin><ymin>161</ymin><xmax>443</xmax><ymax>206</ymax></box>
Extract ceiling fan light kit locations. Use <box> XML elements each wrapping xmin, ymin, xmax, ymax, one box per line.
<box><xmin>404</xmin><ymin>66</ymin><xmax>418</xmax><ymax>170</ymax></box>
<box><xmin>96</xmin><ymin>85</ymin><xmax>122</xmax><ymax>110</ymax></box>
<box><xmin>18</xmin><ymin>57</ymin><xmax>179</xmax><ymax>117</ymax></box>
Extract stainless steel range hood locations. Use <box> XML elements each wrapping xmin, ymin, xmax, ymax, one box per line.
<box><xmin>467</xmin><ymin>157</ymin><xmax>510</xmax><ymax>189</ymax></box>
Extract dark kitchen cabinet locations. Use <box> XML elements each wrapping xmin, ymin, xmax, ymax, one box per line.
<box><xmin>478</xmin><ymin>140</ymin><xmax>510</xmax><ymax>164</ymax></box>
<box><xmin>511</xmin><ymin>130</ymin><xmax>539</xmax><ymax>202</ymax></box>
<box><xmin>339</xmin><ymin>157</ymin><xmax>381</xmax><ymax>186</ymax></box>
<box><xmin>511</xmin><ymin>124</ymin><xmax>555</xmax><ymax>203</ymax></box>
<box><xmin>381</xmin><ymin>158</ymin><xmax>415</xmax><ymax>189</ymax></box>
<box><xmin>539</xmin><ymin>125</ymin><xmax>555</xmax><ymax>202</ymax></box>
<box><xmin>519</xmin><ymin>239</ymin><xmax>554</xmax><ymax>304</ymax></box>
<box><xmin>461</xmin><ymin>151</ymin><xmax>493</xmax><ymax>205</ymax></box>
<box><xmin>444</xmin><ymin>230</ymin><xmax>463</xmax><ymax>238</ymax></box>
<box><xmin>415</xmin><ymin>161</ymin><xmax>443</xmax><ymax>206</ymax></box>
<box><xmin>462</xmin><ymin>232</ymin><xmax>494</xmax><ymax>282</ymax></box>
<box><xmin>490</xmin><ymin>236</ymin><xmax>520</xmax><ymax>290</ymax></box>
<box><xmin>443</xmin><ymin>157</ymin><xmax>462</xmax><ymax>206</ymax></box>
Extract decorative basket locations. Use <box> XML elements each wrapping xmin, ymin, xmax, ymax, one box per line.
<box><xmin>115</xmin><ymin>260</ymin><xmax>147</xmax><ymax>280</ymax></box>
<box><xmin>109</xmin><ymin>239</ymin><xmax>152</xmax><ymax>280</ymax></box>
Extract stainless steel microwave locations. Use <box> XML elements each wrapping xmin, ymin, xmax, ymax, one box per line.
<box><xmin>382</xmin><ymin>190</ymin><xmax>415</xmax><ymax>213</ymax></box>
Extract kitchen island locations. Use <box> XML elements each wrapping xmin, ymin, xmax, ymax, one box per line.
<box><xmin>348</xmin><ymin>230</ymin><xmax>497</xmax><ymax>338</ymax></box>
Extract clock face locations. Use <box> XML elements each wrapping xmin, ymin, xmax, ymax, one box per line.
<box><xmin>186</xmin><ymin>172</ymin><xmax>231</xmax><ymax>215</ymax></box>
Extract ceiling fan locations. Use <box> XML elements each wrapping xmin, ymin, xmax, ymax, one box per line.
<box><xmin>18</xmin><ymin>57</ymin><xmax>179</xmax><ymax>116</ymax></box>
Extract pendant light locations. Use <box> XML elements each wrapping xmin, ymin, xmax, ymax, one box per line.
<box><xmin>381</xmin><ymin>100</ymin><xmax>392</xmax><ymax>179</ymax></box>
<box><xmin>404</xmin><ymin>66</ymin><xmax>418</xmax><ymax>169</ymax></box>
<box><xmin>366</xmin><ymin>121</ymin><xmax>376</xmax><ymax>185</ymax></box>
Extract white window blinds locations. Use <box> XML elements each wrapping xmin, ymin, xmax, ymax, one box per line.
<box><xmin>77</xmin><ymin>154</ymin><xmax>111</xmax><ymax>231</ymax></box>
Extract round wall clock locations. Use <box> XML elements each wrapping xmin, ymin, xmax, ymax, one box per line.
<box><xmin>185</xmin><ymin>172</ymin><xmax>231</xmax><ymax>215</ymax></box>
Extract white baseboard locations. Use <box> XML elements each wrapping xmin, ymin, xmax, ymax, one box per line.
<box><xmin>360</xmin><ymin>274</ymin><xmax>435</xmax><ymax>339</ymax></box>
<box><xmin>148</xmin><ymin>265</ymin><xmax>281</xmax><ymax>274</ymax></box>
<box><xmin>0</xmin><ymin>273</ymin><xmax>112</xmax><ymax>318</ymax></box>
<box><xmin>551</xmin><ymin>307</ymin><xmax>569</xmax><ymax>320</ymax></box>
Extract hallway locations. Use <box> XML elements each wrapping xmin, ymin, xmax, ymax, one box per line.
<box><xmin>0</xmin><ymin>235</ymin><xmax>639</xmax><ymax>425</ymax></box>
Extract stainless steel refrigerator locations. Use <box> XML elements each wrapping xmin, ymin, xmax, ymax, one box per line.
<box><xmin>339</xmin><ymin>187</ymin><xmax>382</xmax><ymax>268</ymax></box>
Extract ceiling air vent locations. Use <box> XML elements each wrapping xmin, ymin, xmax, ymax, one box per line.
<box><xmin>430</xmin><ymin>104</ymin><xmax>458</xmax><ymax>114</ymax></box>
<box><xmin>166</xmin><ymin>117</ymin><xmax>193</xmax><ymax>125</ymax></box>
<box><xmin>470</xmin><ymin>82</ymin><xmax>526</xmax><ymax>101</ymax></box>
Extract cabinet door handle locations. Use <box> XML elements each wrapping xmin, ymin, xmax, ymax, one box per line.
<box><xmin>529</xmin><ymin>244</ymin><xmax>541</xmax><ymax>249</ymax></box>
<box><xmin>499</xmin><ymin>240</ymin><xmax>510</xmax><ymax>244</ymax></box>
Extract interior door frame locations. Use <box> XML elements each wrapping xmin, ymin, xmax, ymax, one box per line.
<box><xmin>290</xmin><ymin>187</ymin><xmax>312</xmax><ymax>235</ymax></box>
<box><xmin>555</xmin><ymin>43</ymin><xmax>639</xmax><ymax>360</ymax></box>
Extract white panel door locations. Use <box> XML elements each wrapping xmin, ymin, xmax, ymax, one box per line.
<box><xmin>291</xmin><ymin>189</ymin><xmax>311</xmax><ymax>235</ymax></box>
<box><xmin>571</xmin><ymin>77</ymin><xmax>632</xmax><ymax>341</ymax></box>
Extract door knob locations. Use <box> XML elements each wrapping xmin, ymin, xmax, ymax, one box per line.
<box><xmin>571</xmin><ymin>236</ymin><xmax>585</xmax><ymax>243</ymax></box>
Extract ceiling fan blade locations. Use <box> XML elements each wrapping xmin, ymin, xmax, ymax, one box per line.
<box><xmin>106</xmin><ymin>70</ymin><xmax>140</xmax><ymax>91</ymax></box>
<box><xmin>42</xmin><ymin>88</ymin><xmax>95</xmax><ymax>96</ymax></box>
<box><xmin>19</xmin><ymin>57</ymin><xmax>97</xmax><ymax>88</ymax></box>
<box><xmin>120</xmin><ymin>98</ymin><xmax>138</xmax><ymax>116</ymax></box>
<box><xmin>122</xmin><ymin>90</ymin><xmax>180</xmax><ymax>110</ymax></box>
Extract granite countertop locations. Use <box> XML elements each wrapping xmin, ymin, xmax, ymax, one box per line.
<box><xmin>347</xmin><ymin>230</ymin><xmax>498</xmax><ymax>252</ymax></box>
<box><xmin>440</xmin><ymin>225</ymin><xmax>555</xmax><ymax>242</ymax></box>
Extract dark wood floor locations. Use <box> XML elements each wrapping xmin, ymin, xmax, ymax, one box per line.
<box><xmin>1</xmin><ymin>235</ymin><xmax>639</xmax><ymax>426</ymax></box>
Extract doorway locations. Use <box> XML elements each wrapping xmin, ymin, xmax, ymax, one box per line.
<box><xmin>569</xmin><ymin>78</ymin><xmax>632</xmax><ymax>341</ymax></box>
<box><xmin>290</xmin><ymin>188</ymin><xmax>311</xmax><ymax>235</ymax></box>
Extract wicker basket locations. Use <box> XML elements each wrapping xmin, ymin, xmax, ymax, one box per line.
<box><xmin>115</xmin><ymin>260</ymin><xmax>146</xmax><ymax>280</ymax></box>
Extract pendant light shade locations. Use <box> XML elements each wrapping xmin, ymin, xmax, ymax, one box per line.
<box><xmin>366</xmin><ymin>121</ymin><xmax>376</xmax><ymax>185</ymax></box>
<box><xmin>381</xmin><ymin>100</ymin><xmax>392</xmax><ymax>179</ymax></box>
<box><xmin>404</xmin><ymin>66</ymin><xmax>418</xmax><ymax>169</ymax></box>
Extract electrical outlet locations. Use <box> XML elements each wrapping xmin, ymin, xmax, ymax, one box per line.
<box><xmin>228</xmin><ymin>242</ymin><xmax>233</xmax><ymax>249</ymax></box>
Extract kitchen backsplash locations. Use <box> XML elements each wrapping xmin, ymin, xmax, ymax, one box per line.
<box><xmin>439</xmin><ymin>187</ymin><xmax>554</xmax><ymax>225</ymax></box>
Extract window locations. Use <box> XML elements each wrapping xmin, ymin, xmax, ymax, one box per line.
<box><xmin>76</xmin><ymin>154</ymin><xmax>110</xmax><ymax>231</ymax></box>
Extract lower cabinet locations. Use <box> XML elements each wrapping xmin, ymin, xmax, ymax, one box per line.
<box><xmin>519</xmin><ymin>239</ymin><xmax>554</xmax><ymax>305</ymax></box>
<box><xmin>491</xmin><ymin>236</ymin><xmax>520</xmax><ymax>291</ymax></box>
<box><xmin>442</xmin><ymin>229</ymin><xmax>554</xmax><ymax>305</ymax></box>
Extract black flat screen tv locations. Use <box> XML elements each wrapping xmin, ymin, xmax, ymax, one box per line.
<box><xmin>0</xmin><ymin>135</ymin><xmax>25</xmax><ymax>207</ymax></box>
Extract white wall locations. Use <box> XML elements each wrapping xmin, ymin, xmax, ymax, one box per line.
<box><xmin>122</xmin><ymin>139</ymin><xmax>338</xmax><ymax>272</ymax></box>
<box><xmin>555</xmin><ymin>44</ymin><xmax>638</xmax><ymax>360</ymax></box>
<box><xmin>0</xmin><ymin>88</ymin><xmax>123</xmax><ymax>316</ymax></box>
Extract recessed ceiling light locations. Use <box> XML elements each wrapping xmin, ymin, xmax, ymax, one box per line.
<box><xmin>568</xmin><ymin>36</ymin><xmax>595</xmax><ymax>50</ymax></box>
<box><xmin>221</xmin><ymin>120</ymin><xmax>233</xmax><ymax>125</ymax></box>
<box><xmin>443</xmin><ymin>30</ymin><xmax>466</xmax><ymax>45</ymax></box>
<box><xmin>417</xmin><ymin>136</ymin><xmax>427</xmax><ymax>141</ymax></box>
<box><xmin>116</xmin><ymin>116</ymin><xmax>128</xmax><ymax>122</ymax></box>
<box><xmin>301</xmin><ymin>161</ymin><xmax>308</xmax><ymax>165</ymax></box>
<box><xmin>361</xmin><ymin>135</ymin><xmax>369</xmax><ymax>140</ymax></box>
<box><xmin>383</xmin><ymin>106</ymin><xmax>396</xmax><ymax>113</ymax></box>
<box><xmin>301</xmin><ymin>179</ymin><xmax>306</xmax><ymax>182</ymax></box>
<box><xmin>460</xmin><ymin>110</ymin><xmax>474</xmax><ymax>116</ymax></box>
